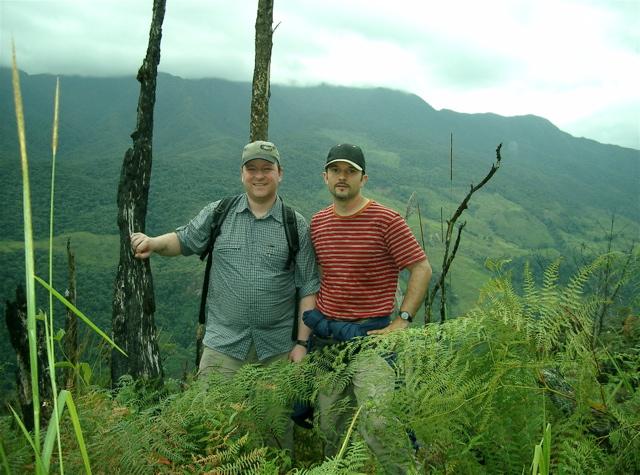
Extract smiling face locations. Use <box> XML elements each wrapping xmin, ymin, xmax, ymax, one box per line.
<box><xmin>323</xmin><ymin>160</ymin><xmax>368</xmax><ymax>202</ymax></box>
<box><xmin>241</xmin><ymin>158</ymin><xmax>282</xmax><ymax>203</ymax></box>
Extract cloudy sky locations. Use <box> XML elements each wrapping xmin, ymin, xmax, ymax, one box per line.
<box><xmin>1</xmin><ymin>0</ymin><xmax>639</xmax><ymax>149</ymax></box>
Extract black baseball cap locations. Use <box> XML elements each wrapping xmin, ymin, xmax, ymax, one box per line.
<box><xmin>325</xmin><ymin>143</ymin><xmax>365</xmax><ymax>172</ymax></box>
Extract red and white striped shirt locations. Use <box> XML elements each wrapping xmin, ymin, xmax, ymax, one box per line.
<box><xmin>311</xmin><ymin>200</ymin><xmax>427</xmax><ymax>320</ymax></box>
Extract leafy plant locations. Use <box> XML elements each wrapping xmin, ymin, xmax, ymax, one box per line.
<box><xmin>2</xmin><ymin>255</ymin><xmax>637</xmax><ymax>473</ymax></box>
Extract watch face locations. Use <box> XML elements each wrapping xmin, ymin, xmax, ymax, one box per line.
<box><xmin>400</xmin><ymin>311</ymin><xmax>411</xmax><ymax>321</ymax></box>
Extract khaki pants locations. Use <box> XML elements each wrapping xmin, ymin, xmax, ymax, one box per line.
<box><xmin>198</xmin><ymin>343</ymin><xmax>289</xmax><ymax>378</ymax></box>
<box><xmin>318</xmin><ymin>352</ymin><xmax>413</xmax><ymax>474</ymax></box>
<box><xmin>198</xmin><ymin>344</ymin><xmax>294</xmax><ymax>453</ymax></box>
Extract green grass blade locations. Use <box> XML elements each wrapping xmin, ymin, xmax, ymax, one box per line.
<box><xmin>11</xmin><ymin>40</ymin><xmax>41</xmax><ymax>465</ymax></box>
<box><xmin>62</xmin><ymin>391</ymin><xmax>92</xmax><ymax>475</ymax></box>
<box><xmin>46</xmin><ymin>75</ymin><xmax>64</xmax><ymax>475</ymax></box>
<box><xmin>48</xmin><ymin>76</ymin><xmax>60</xmax><ymax>322</ymax></box>
<box><xmin>42</xmin><ymin>390</ymin><xmax>92</xmax><ymax>475</ymax></box>
<box><xmin>531</xmin><ymin>423</ymin><xmax>551</xmax><ymax>475</ymax></box>
<box><xmin>42</xmin><ymin>392</ymin><xmax>65</xmax><ymax>472</ymax></box>
<box><xmin>0</xmin><ymin>434</ymin><xmax>10</xmax><ymax>475</ymax></box>
<box><xmin>531</xmin><ymin>444</ymin><xmax>541</xmax><ymax>474</ymax></box>
<box><xmin>34</xmin><ymin>275</ymin><xmax>127</xmax><ymax>356</ymax></box>
<box><xmin>8</xmin><ymin>405</ymin><xmax>41</xmax><ymax>468</ymax></box>
<box><xmin>336</xmin><ymin>404</ymin><xmax>362</xmax><ymax>460</ymax></box>
<box><xmin>541</xmin><ymin>423</ymin><xmax>551</xmax><ymax>475</ymax></box>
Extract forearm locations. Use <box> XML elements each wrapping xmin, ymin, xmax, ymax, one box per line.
<box><xmin>296</xmin><ymin>293</ymin><xmax>316</xmax><ymax>341</ymax></box>
<box><xmin>368</xmin><ymin>259</ymin><xmax>432</xmax><ymax>335</ymax></box>
<box><xmin>151</xmin><ymin>232</ymin><xmax>182</xmax><ymax>256</ymax></box>
<box><xmin>399</xmin><ymin>258</ymin><xmax>432</xmax><ymax>315</ymax></box>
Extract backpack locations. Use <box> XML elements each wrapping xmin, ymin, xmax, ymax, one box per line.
<box><xmin>197</xmin><ymin>194</ymin><xmax>300</xmax><ymax>326</ymax></box>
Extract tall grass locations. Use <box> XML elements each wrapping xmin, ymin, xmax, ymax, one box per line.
<box><xmin>10</xmin><ymin>43</ymin><xmax>126</xmax><ymax>475</ymax></box>
<box><xmin>44</xmin><ymin>76</ymin><xmax>64</xmax><ymax>475</ymax></box>
<box><xmin>11</xmin><ymin>40</ymin><xmax>42</xmax><ymax>472</ymax></box>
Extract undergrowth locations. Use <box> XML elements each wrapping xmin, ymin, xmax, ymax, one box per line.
<box><xmin>2</xmin><ymin>256</ymin><xmax>638</xmax><ymax>474</ymax></box>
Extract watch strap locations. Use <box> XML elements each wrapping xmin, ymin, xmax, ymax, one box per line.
<box><xmin>400</xmin><ymin>311</ymin><xmax>413</xmax><ymax>323</ymax></box>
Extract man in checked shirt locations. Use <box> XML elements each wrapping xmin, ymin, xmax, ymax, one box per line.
<box><xmin>130</xmin><ymin>141</ymin><xmax>319</xmax><ymax>450</ymax></box>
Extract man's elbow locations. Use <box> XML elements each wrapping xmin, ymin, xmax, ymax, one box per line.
<box><xmin>422</xmin><ymin>258</ymin><xmax>432</xmax><ymax>281</ymax></box>
<box><xmin>410</xmin><ymin>258</ymin><xmax>432</xmax><ymax>283</ymax></box>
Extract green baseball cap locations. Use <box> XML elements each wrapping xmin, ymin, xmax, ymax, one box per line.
<box><xmin>242</xmin><ymin>140</ymin><xmax>281</xmax><ymax>166</ymax></box>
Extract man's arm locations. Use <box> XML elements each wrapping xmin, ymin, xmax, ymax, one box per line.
<box><xmin>130</xmin><ymin>231</ymin><xmax>182</xmax><ymax>259</ymax></box>
<box><xmin>289</xmin><ymin>293</ymin><xmax>316</xmax><ymax>362</ymax></box>
<box><xmin>368</xmin><ymin>257</ymin><xmax>432</xmax><ymax>335</ymax></box>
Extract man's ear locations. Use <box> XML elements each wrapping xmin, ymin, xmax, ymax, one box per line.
<box><xmin>322</xmin><ymin>171</ymin><xmax>328</xmax><ymax>184</ymax></box>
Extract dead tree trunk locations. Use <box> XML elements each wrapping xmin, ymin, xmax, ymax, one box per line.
<box><xmin>112</xmin><ymin>0</ymin><xmax>166</xmax><ymax>385</ymax></box>
<box><xmin>63</xmin><ymin>238</ymin><xmax>78</xmax><ymax>390</ymax></box>
<box><xmin>249</xmin><ymin>0</ymin><xmax>275</xmax><ymax>141</ymax></box>
<box><xmin>425</xmin><ymin>144</ymin><xmax>503</xmax><ymax>323</ymax></box>
<box><xmin>5</xmin><ymin>285</ymin><xmax>52</xmax><ymax>431</ymax></box>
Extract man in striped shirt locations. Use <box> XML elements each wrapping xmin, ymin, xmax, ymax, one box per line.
<box><xmin>308</xmin><ymin>143</ymin><xmax>432</xmax><ymax>473</ymax></box>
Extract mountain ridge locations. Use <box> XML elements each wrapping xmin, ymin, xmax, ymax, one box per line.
<box><xmin>1</xmin><ymin>66</ymin><xmax>638</xmax><ymax>382</ymax></box>
<box><xmin>1</xmin><ymin>66</ymin><xmax>637</xmax><ymax>234</ymax></box>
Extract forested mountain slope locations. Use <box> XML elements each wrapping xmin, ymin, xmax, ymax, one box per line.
<box><xmin>1</xmin><ymin>67</ymin><xmax>638</xmax><ymax>381</ymax></box>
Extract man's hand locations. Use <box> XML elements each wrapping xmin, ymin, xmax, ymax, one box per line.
<box><xmin>367</xmin><ymin>317</ymin><xmax>409</xmax><ymax>335</ymax></box>
<box><xmin>130</xmin><ymin>232</ymin><xmax>153</xmax><ymax>259</ymax></box>
<box><xmin>288</xmin><ymin>344</ymin><xmax>308</xmax><ymax>363</ymax></box>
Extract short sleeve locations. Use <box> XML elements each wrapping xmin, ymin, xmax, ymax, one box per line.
<box><xmin>384</xmin><ymin>214</ymin><xmax>427</xmax><ymax>269</ymax></box>
<box><xmin>175</xmin><ymin>201</ymin><xmax>220</xmax><ymax>256</ymax></box>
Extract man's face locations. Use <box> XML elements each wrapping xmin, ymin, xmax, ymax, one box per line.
<box><xmin>241</xmin><ymin>158</ymin><xmax>282</xmax><ymax>202</ymax></box>
<box><xmin>323</xmin><ymin>161</ymin><xmax>367</xmax><ymax>202</ymax></box>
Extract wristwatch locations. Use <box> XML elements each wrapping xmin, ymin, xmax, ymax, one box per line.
<box><xmin>399</xmin><ymin>311</ymin><xmax>413</xmax><ymax>323</ymax></box>
<box><xmin>295</xmin><ymin>339</ymin><xmax>309</xmax><ymax>349</ymax></box>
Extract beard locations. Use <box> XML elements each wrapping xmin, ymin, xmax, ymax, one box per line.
<box><xmin>329</xmin><ymin>184</ymin><xmax>359</xmax><ymax>201</ymax></box>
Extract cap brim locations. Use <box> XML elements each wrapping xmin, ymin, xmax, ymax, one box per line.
<box><xmin>242</xmin><ymin>155</ymin><xmax>279</xmax><ymax>166</ymax></box>
<box><xmin>325</xmin><ymin>159</ymin><xmax>363</xmax><ymax>171</ymax></box>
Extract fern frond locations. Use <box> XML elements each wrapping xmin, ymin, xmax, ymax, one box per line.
<box><xmin>561</xmin><ymin>257</ymin><xmax>602</xmax><ymax>312</ymax></box>
<box><xmin>523</xmin><ymin>260</ymin><xmax>539</xmax><ymax>310</ymax></box>
<box><xmin>555</xmin><ymin>435</ymin><xmax>607</xmax><ymax>474</ymax></box>
<box><xmin>295</xmin><ymin>438</ymin><xmax>369</xmax><ymax>474</ymax></box>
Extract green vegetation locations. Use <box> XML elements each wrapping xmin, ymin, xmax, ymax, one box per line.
<box><xmin>2</xmin><ymin>257</ymin><xmax>637</xmax><ymax>473</ymax></box>
<box><xmin>0</xmin><ymin>67</ymin><xmax>638</xmax><ymax>472</ymax></box>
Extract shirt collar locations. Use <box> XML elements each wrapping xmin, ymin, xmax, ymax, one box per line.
<box><xmin>235</xmin><ymin>193</ymin><xmax>283</xmax><ymax>223</ymax></box>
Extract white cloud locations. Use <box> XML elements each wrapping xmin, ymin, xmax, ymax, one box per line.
<box><xmin>1</xmin><ymin>0</ymin><xmax>638</xmax><ymax>148</ymax></box>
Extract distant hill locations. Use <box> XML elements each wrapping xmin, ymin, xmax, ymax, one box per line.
<box><xmin>2</xmin><ymin>67</ymin><xmax>638</xmax><ymax>233</ymax></box>
<box><xmin>1</xmin><ymin>67</ymin><xmax>638</xmax><ymax>383</ymax></box>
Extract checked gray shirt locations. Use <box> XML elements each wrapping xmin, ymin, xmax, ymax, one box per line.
<box><xmin>176</xmin><ymin>194</ymin><xmax>319</xmax><ymax>361</ymax></box>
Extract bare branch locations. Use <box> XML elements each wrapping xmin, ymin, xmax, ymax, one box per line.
<box><xmin>425</xmin><ymin>143</ymin><xmax>503</xmax><ymax>323</ymax></box>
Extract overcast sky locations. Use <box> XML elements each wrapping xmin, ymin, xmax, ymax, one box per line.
<box><xmin>1</xmin><ymin>0</ymin><xmax>639</xmax><ymax>149</ymax></box>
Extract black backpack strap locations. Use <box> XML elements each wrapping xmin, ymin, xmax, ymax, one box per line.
<box><xmin>281</xmin><ymin>201</ymin><xmax>301</xmax><ymax>340</ymax></box>
<box><xmin>282</xmin><ymin>203</ymin><xmax>300</xmax><ymax>271</ymax></box>
<box><xmin>198</xmin><ymin>195</ymin><xmax>240</xmax><ymax>324</ymax></box>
